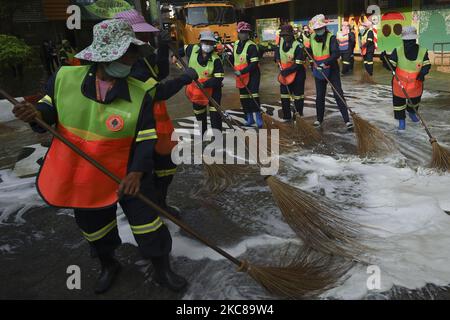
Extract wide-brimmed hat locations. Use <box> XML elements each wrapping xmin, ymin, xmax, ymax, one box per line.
<box><xmin>310</xmin><ymin>14</ymin><xmax>329</xmax><ymax>30</ymax></box>
<box><xmin>401</xmin><ymin>26</ymin><xmax>418</xmax><ymax>40</ymax></box>
<box><xmin>114</xmin><ymin>9</ymin><xmax>159</xmax><ymax>33</ymax></box>
<box><xmin>75</xmin><ymin>19</ymin><xmax>149</xmax><ymax>62</ymax></box>
<box><xmin>280</xmin><ymin>24</ymin><xmax>294</xmax><ymax>36</ymax></box>
<box><xmin>237</xmin><ymin>21</ymin><xmax>252</xmax><ymax>32</ymax></box>
<box><xmin>199</xmin><ymin>30</ymin><xmax>217</xmax><ymax>42</ymax></box>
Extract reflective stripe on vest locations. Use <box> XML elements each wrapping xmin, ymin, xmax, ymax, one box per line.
<box><xmin>336</xmin><ymin>31</ymin><xmax>349</xmax><ymax>51</ymax></box>
<box><xmin>37</xmin><ymin>66</ymin><xmax>156</xmax><ymax>209</ymax></box>
<box><xmin>393</xmin><ymin>46</ymin><xmax>427</xmax><ymax>99</ymax></box>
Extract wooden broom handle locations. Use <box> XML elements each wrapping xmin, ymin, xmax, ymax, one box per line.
<box><xmin>0</xmin><ymin>88</ymin><xmax>243</xmax><ymax>268</ymax></box>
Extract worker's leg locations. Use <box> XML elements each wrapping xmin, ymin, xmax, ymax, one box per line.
<box><xmin>209</xmin><ymin>89</ymin><xmax>223</xmax><ymax>132</ymax></box>
<box><xmin>247</xmin><ymin>72</ymin><xmax>261</xmax><ymax>114</ymax></box>
<box><xmin>393</xmin><ymin>95</ymin><xmax>407</xmax><ymax>120</ymax></box>
<box><xmin>280</xmin><ymin>83</ymin><xmax>292</xmax><ymax>120</ymax></box>
<box><xmin>120</xmin><ymin>176</ymin><xmax>186</xmax><ymax>291</ymax></box>
<box><xmin>328</xmin><ymin>70</ymin><xmax>350</xmax><ymax>123</ymax></box>
<box><xmin>292</xmin><ymin>69</ymin><xmax>306</xmax><ymax>116</ymax></box>
<box><xmin>74</xmin><ymin>206</ymin><xmax>121</xmax><ymax>294</ymax></box>
<box><xmin>341</xmin><ymin>52</ymin><xmax>351</xmax><ymax>74</ymax></box>
<box><xmin>315</xmin><ymin>77</ymin><xmax>327</xmax><ymax>124</ymax></box>
<box><xmin>406</xmin><ymin>95</ymin><xmax>422</xmax><ymax>123</ymax></box>
<box><xmin>153</xmin><ymin>153</ymin><xmax>177</xmax><ymax>213</ymax></box>
<box><xmin>364</xmin><ymin>51</ymin><xmax>374</xmax><ymax>76</ymax></box>
<box><xmin>193</xmin><ymin>103</ymin><xmax>208</xmax><ymax>138</ymax></box>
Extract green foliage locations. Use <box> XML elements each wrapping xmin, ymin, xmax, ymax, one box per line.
<box><xmin>0</xmin><ymin>34</ymin><xmax>32</xmax><ymax>69</ymax></box>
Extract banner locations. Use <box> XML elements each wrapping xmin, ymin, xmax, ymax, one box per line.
<box><xmin>72</xmin><ymin>0</ymin><xmax>135</xmax><ymax>20</ymax></box>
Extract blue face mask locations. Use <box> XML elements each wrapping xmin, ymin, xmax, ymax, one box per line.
<box><xmin>104</xmin><ymin>61</ymin><xmax>132</xmax><ymax>78</ymax></box>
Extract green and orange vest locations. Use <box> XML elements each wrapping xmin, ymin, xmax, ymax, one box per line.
<box><xmin>37</xmin><ymin>66</ymin><xmax>156</xmax><ymax>209</ymax></box>
<box><xmin>278</xmin><ymin>38</ymin><xmax>302</xmax><ymax>85</ymax></box>
<box><xmin>185</xmin><ymin>44</ymin><xmax>218</xmax><ymax>105</ymax></box>
<box><xmin>233</xmin><ymin>40</ymin><xmax>257</xmax><ymax>88</ymax></box>
<box><xmin>311</xmin><ymin>32</ymin><xmax>332</xmax><ymax>80</ymax></box>
<box><xmin>393</xmin><ymin>45</ymin><xmax>427</xmax><ymax>99</ymax></box>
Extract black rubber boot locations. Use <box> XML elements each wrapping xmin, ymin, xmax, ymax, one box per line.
<box><xmin>151</xmin><ymin>255</ymin><xmax>187</xmax><ymax>292</ymax></box>
<box><xmin>94</xmin><ymin>254</ymin><xmax>121</xmax><ymax>294</ymax></box>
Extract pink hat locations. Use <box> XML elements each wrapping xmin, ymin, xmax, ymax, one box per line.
<box><xmin>362</xmin><ymin>20</ymin><xmax>373</xmax><ymax>28</ymax></box>
<box><xmin>237</xmin><ymin>21</ymin><xmax>252</xmax><ymax>32</ymax></box>
<box><xmin>115</xmin><ymin>9</ymin><xmax>159</xmax><ymax>33</ymax></box>
<box><xmin>310</xmin><ymin>14</ymin><xmax>329</xmax><ymax>30</ymax></box>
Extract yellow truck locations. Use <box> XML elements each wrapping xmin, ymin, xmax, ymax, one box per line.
<box><xmin>173</xmin><ymin>1</ymin><xmax>238</xmax><ymax>46</ymax></box>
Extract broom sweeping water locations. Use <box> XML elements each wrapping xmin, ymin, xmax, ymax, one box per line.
<box><xmin>277</xmin><ymin>62</ymin><xmax>321</xmax><ymax>147</ymax></box>
<box><xmin>303</xmin><ymin>48</ymin><xmax>396</xmax><ymax>157</ymax></box>
<box><xmin>169</xmin><ymin>50</ymin><xmax>369</xmax><ymax>260</ymax></box>
<box><xmin>1</xmin><ymin>89</ymin><xmax>352</xmax><ymax>298</ymax></box>
<box><xmin>382</xmin><ymin>55</ymin><xmax>450</xmax><ymax>172</ymax></box>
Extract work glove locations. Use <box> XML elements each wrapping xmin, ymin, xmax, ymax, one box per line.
<box><xmin>184</xmin><ymin>67</ymin><xmax>199</xmax><ymax>82</ymax></box>
<box><xmin>234</xmin><ymin>70</ymin><xmax>242</xmax><ymax>77</ymax></box>
<box><xmin>316</xmin><ymin>63</ymin><xmax>326</xmax><ymax>71</ymax></box>
<box><xmin>158</xmin><ymin>30</ymin><xmax>172</xmax><ymax>44</ymax></box>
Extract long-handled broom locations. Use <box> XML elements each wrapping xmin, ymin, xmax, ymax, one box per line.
<box><xmin>382</xmin><ymin>55</ymin><xmax>450</xmax><ymax>172</ymax></box>
<box><xmin>0</xmin><ymin>89</ymin><xmax>353</xmax><ymax>298</ymax></box>
<box><xmin>277</xmin><ymin>62</ymin><xmax>321</xmax><ymax>147</ymax></box>
<box><xmin>168</xmin><ymin>52</ymin><xmax>369</xmax><ymax>260</ymax></box>
<box><xmin>303</xmin><ymin>48</ymin><xmax>396</xmax><ymax>157</ymax></box>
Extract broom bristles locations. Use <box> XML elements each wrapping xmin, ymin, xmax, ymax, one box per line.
<box><xmin>359</xmin><ymin>72</ymin><xmax>376</xmax><ymax>85</ymax></box>
<box><xmin>266</xmin><ymin>176</ymin><xmax>370</xmax><ymax>260</ymax></box>
<box><xmin>201</xmin><ymin>163</ymin><xmax>255</xmax><ymax>195</ymax></box>
<box><xmin>431</xmin><ymin>141</ymin><xmax>450</xmax><ymax>172</ymax></box>
<box><xmin>243</xmin><ymin>247</ymin><xmax>354</xmax><ymax>299</ymax></box>
<box><xmin>294</xmin><ymin>116</ymin><xmax>321</xmax><ymax>146</ymax></box>
<box><xmin>351</xmin><ymin>112</ymin><xmax>396</xmax><ymax>157</ymax></box>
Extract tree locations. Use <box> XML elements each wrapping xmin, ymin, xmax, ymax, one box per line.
<box><xmin>0</xmin><ymin>34</ymin><xmax>32</xmax><ymax>77</ymax></box>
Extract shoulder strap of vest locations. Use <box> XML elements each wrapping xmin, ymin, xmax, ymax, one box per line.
<box><xmin>418</xmin><ymin>46</ymin><xmax>427</xmax><ymax>61</ymax></box>
<box><xmin>128</xmin><ymin>77</ymin><xmax>157</xmax><ymax>97</ymax></box>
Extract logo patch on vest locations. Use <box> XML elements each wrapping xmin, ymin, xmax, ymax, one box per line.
<box><xmin>106</xmin><ymin>115</ymin><xmax>124</xmax><ymax>132</ymax></box>
<box><xmin>203</xmin><ymin>70</ymin><xmax>209</xmax><ymax>76</ymax></box>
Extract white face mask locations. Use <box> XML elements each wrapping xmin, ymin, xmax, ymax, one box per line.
<box><xmin>201</xmin><ymin>44</ymin><xmax>214</xmax><ymax>53</ymax></box>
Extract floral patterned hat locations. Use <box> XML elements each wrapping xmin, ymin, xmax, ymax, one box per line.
<box><xmin>75</xmin><ymin>19</ymin><xmax>149</xmax><ymax>62</ymax></box>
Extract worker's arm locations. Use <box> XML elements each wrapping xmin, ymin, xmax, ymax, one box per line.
<box><xmin>274</xmin><ymin>46</ymin><xmax>281</xmax><ymax>63</ymax></box>
<box><xmin>154</xmin><ymin>68</ymin><xmax>198</xmax><ymax>101</ymax></box>
<box><xmin>127</xmin><ymin>93</ymin><xmax>158</xmax><ymax>176</ymax></box>
<box><xmin>239</xmin><ymin>44</ymin><xmax>259</xmax><ymax>74</ymax></box>
<box><xmin>25</xmin><ymin>73</ymin><xmax>58</xmax><ymax>132</ymax></box>
<box><xmin>203</xmin><ymin>58</ymin><xmax>224</xmax><ymax>88</ymax></box>
<box><xmin>418</xmin><ymin>50</ymin><xmax>431</xmax><ymax>81</ymax></box>
<box><xmin>349</xmin><ymin>32</ymin><xmax>356</xmax><ymax>52</ymax></box>
<box><xmin>366</xmin><ymin>30</ymin><xmax>375</xmax><ymax>53</ymax></box>
<box><xmin>381</xmin><ymin>48</ymin><xmax>398</xmax><ymax>70</ymax></box>
<box><xmin>156</xmin><ymin>43</ymin><xmax>170</xmax><ymax>81</ymax></box>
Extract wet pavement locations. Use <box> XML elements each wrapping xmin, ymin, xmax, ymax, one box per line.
<box><xmin>1</xmin><ymin>58</ymin><xmax>450</xmax><ymax>299</ymax></box>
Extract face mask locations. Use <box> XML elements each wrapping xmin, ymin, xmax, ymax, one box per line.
<box><xmin>238</xmin><ymin>33</ymin><xmax>249</xmax><ymax>41</ymax></box>
<box><xmin>315</xmin><ymin>28</ymin><xmax>325</xmax><ymax>36</ymax></box>
<box><xmin>201</xmin><ymin>44</ymin><xmax>214</xmax><ymax>53</ymax></box>
<box><xmin>104</xmin><ymin>61</ymin><xmax>132</xmax><ymax>78</ymax></box>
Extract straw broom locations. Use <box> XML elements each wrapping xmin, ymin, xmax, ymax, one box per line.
<box><xmin>277</xmin><ymin>62</ymin><xmax>321</xmax><ymax>147</ymax></box>
<box><xmin>170</xmin><ymin>49</ymin><xmax>368</xmax><ymax>259</ymax></box>
<box><xmin>382</xmin><ymin>56</ymin><xmax>450</xmax><ymax>172</ymax></box>
<box><xmin>359</xmin><ymin>70</ymin><xmax>377</xmax><ymax>84</ymax></box>
<box><xmin>303</xmin><ymin>48</ymin><xmax>396</xmax><ymax>157</ymax></box>
<box><xmin>2</xmin><ymin>90</ymin><xmax>351</xmax><ymax>298</ymax></box>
